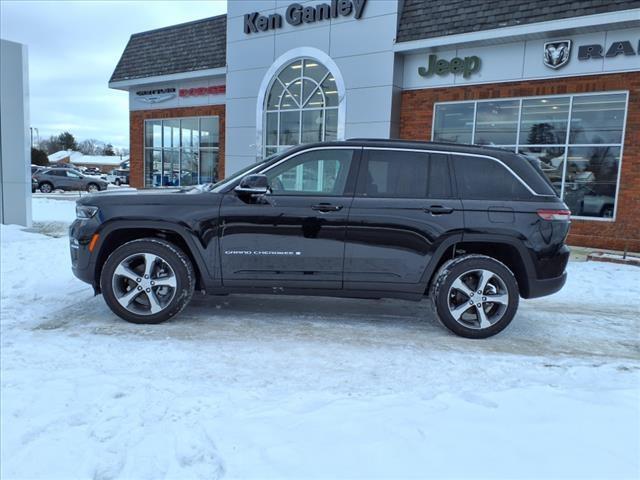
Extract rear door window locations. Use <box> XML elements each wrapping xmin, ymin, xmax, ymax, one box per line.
<box><xmin>453</xmin><ymin>155</ymin><xmax>531</xmax><ymax>200</ymax></box>
<box><xmin>356</xmin><ymin>150</ymin><xmax>452</xmax><ymax>198</ymax></box>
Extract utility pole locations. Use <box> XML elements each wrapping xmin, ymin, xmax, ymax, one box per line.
<box><xmin>29</xmin><ymin>127</ymin><xmax>39</xmax><ymax>148</ymax></box>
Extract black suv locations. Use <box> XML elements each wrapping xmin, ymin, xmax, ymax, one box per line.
<box><xmin>70</xmin><ymin>140</ymin><xmax>570</xmax><ymax>338</ymax></box>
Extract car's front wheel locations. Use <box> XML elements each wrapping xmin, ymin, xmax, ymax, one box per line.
<box><xmin>100</xmin><ymin>238</ymin><xmax>195</xmax><ymax>324</ymax></box>
<box><xmin>431</xmin><ymin>254</ymin><xmax>519</xmax><ymax>339</ymax></box>
<box><xmin>87</xmin><ymin>183</ymin><xmax>100</xmax><ymax>193</ymax></box>
<box><xmin>39</xmin><ymin>182</ymin><xmax>53</xmax><ymax>193</ymax></box>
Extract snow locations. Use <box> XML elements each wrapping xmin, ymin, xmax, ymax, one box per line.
<box><xmin>47</xmin><ymin>150</ymin><xmax>83</xmax><ymax>163</ymax></box>
<box><xmin>1</xmin><ymin>197</ymin><xmax>639</xmax><ymax>479</ymax></box>
<box><xmin>73</xmin><ymin>155</ymin><xmax>126</xmax><ymax>167</ymax></box>
<box><xmin>46</xmin><ymin>150</ymin><xmax>126</xmax><ymax>167</ymax></box>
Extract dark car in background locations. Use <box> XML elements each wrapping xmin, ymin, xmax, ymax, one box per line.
<box><xmin>69</xmin><ymin>139</ymin><xmax>570</xmax><ymax>339</ymax></box>
<box><xmin>33</xmin><ymin>168</ymin><xmax>109</xmax><ymax>193</ymax></box>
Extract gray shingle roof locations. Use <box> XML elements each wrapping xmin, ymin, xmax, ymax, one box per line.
<box><xmin>110</xmin><ymin>15</ymin><xmax>226</xmax><ymax>83</ymax></box>
<box><xmin>396</xmin><ymin>0</ymin><xmax>640</xmax><ymax>43</ymax></box>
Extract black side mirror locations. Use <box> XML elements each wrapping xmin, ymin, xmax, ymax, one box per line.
<box><xmin>235</xmin><ymin>174</ymin><xmax>270</xmax><ymax>196</ymax></box>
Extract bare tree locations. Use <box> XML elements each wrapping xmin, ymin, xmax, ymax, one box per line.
<box><xmin>78</xmin><ymin>139</ymin><xmax>101</xmax><ymax>155</ymax></box>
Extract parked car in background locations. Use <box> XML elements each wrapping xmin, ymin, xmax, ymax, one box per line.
<box><xmin>106</xmin><ymin>169</ymin><xmax>129</xmax><ymax>186</ymax></box>
<box><xmin>33</xmin><ymin>168</ymin><xmax>109</xmax><ymax>193</ymax></box>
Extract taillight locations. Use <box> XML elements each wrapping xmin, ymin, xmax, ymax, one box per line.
<box><xmin>537</xmin><ymin>209</ymin><xmax>571</xmax><ymax>221</ymax></box>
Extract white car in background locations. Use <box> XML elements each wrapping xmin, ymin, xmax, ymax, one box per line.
<box><xmin>106</xmin><ymin>169</ymin><xmax>129</xmax><ymax>186</ymax></box>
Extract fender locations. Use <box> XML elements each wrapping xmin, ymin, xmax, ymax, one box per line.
<box><xmin>418</xmin><ymin>233</ymin><xmax>464</xmax><ymax>292</ymax></box>
<box><xmin>91</xmin><ymin>219</ymin><xmax>219</xmax><ymax>291</ymax></box>
<box><xmin>455</xmin><ymin>232</ymin><xmax>537</xmax><ymax>297</ymax></box>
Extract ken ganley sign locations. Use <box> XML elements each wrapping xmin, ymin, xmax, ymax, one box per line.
<box><xmin>244</xmin><ymin>0</ymin><xmax>367</xmax><ymax>34</ymax></box>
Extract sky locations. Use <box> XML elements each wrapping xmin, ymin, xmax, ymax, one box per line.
<box><xmin>1</xmin><ymin>0</ymin><xmax>227</xmax><ymax>150</ymax></box>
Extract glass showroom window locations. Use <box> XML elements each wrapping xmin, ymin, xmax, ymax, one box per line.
<box><xmin>264</xmin><ymin>58</ymin><xmax>339</xmax><ymax>158</ymax></box>
<box><xmin>144</xmin><ymin>116</ymin><xmax>219</xmax><ymax>187</ymax></box>
<box><xmin>432</xmin><ymin>92</ymin><xmax>628</xmax><ymax>219</ymax></box>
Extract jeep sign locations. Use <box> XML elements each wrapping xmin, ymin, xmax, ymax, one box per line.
<box><xmin>418</xmin><ymin>54</ymin><xmax>481</xmax><ymax>79</ymax></box>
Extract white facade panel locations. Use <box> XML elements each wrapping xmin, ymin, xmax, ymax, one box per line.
<box><xmin>226</xmin><ymin>68</ymin><xmax>269</xmax><ymax>100</ymax></box>
<box><xmin>0</xmin><ymin>39</ymin><xmax>31</xmax><ymax>227</ymax></box>
<box><xmin>227</xmin><ymin>35</ymin><xmax>277</xmax><ymax>71</ymax></box>
<box><xmin>329</xmin><ymin>14</ymin><xmax>396</xmax><ymax>58</ymax></box>
<box><xmin>274</xmin><ymin>24</ymin><xmax>331</xmax><ymax>57</ymax></box>
<box><xmin>226</xmin><ymin>97</ymin><xmax>260</xmax><ymax>128</ymax></box>
<box><xmin>345</xmin><ymin>121</ymin><xmax>393</xmax><ymax>139</ymax></box>
<box><xmin>345</xmin><ymin>86</ymin><xmax>393</xmax><ymax>124</ymax></box>
<box><xmin>225</xmin><ymin>126</ymin><xmax>260</xmax><ymax>157</ymax></box>
<box><xmin>335</xmin><ymin>51</ymin><xmax>396</xmax><ymax>89</ymax></box>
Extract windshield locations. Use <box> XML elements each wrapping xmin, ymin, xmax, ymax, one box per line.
<box><xmin>207</xmin><ymin>153</ymin><xmax>281</xmax><ymax>193</ymax></box>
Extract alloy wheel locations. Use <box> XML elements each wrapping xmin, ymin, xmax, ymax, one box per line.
<box><xmin>88</xmin><ymin>184</ymin><xmax>99</xmax><ymax>193</ymax></box>
<box><xmin>111</xmin><ymin>253</ymin><xmax>177</xmax><ymax>316</ymax></box>
<box><xmin>447</xmin><ymin>269</ymin><xmax>509</xmax><ymax>329</ymax></box>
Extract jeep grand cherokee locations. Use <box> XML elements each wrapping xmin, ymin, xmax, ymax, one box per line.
<box><xmin>70</xmin><ymin>140</ymin><xmax>570</xmax><ymax>338</ymax></box>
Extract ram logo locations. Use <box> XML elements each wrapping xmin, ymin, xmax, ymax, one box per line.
<box><xmin>543</xmin><ymin>40</ymin><xmax>571</xmax><ymax>69</ymax></box>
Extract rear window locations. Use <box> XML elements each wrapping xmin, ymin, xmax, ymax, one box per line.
<box><xmin>453</xmin><ymin>155</ymin><xmax>531</xmax><ymax>200</ymax></box>
<box><xmin>356</xmin><ymin>150</ymin><xmax>452</xmax><ymax>198</ymax></box>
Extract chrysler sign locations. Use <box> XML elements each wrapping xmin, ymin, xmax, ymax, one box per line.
<box><xmin>244</xmin><ymin>0</ymin><xmax>367</xmax><ymax>34</ymax></box>
<box><xmin>135</xmin><ymin>88</ymin><xmax>176</xmax><ymax>104</ymax></box>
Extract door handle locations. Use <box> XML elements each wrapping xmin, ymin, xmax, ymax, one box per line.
<box><xmin>312</xmin><ymin>203</ymin><xmax>343</xmax><ymax>213</ymax></box>
<box><xmin>425</xmin><ymin>205</ymin><xmax>454</xmax><ymax>215</ymax></box>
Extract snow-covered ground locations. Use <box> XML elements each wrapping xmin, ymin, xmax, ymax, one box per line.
<box><xmin>1</xmin><ymin>197</ymin><xmax>639</xmax><ymax>480</ymax></box>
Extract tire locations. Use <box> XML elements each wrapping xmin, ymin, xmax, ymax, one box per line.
<box><xmin>430</xmin><ymin>254</ymin><xmax>519</xmax><ymax>339</ymax></box>
<box><xmin>39</xmin><ymin>182</ymin><xmax>53</xmax><ymax>193</ymax></box>
<box><xmin>114</xmin><ymin>179</ymin><xmax>121</xmax><ymax>186</ymax></box>
<box><xmin>87</xmin><ymin>183</ymin><xmax>99</xmax><ymax>193</ymax></box>
<box><xmin>100</xmin><ymin>238</ymin><xmax>195</xmax><ymax>324</ymax></box>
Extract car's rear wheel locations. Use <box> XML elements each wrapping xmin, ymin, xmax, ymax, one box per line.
<box><xmin>100</xmin><ymin>238</ymin><xmax>195</xmax><ymax>324</ymax></box>
<box><xmin>39</xmin><ymin>182</ymin><xmax>53</xmax><ymax>193</ymax></box>
<box><xmin>431</xmin><ymin>254</ymin><xmax>519</xmax><ymax>339</ymax></box>
<box><xmin>87</xmin><ymin>183</ymin><xmax>99</xmax><ymax>193</ymax></box>
<box><xmin>114</xmin><ymin>179</ymin><xmax>121</xmax><ymax>186</ymax></box>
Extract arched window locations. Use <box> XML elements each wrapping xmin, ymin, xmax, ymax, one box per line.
<box><xmin>264</xmin><ymin>58</ymin><xmax>339</xmax><ymax>157</ymax></box>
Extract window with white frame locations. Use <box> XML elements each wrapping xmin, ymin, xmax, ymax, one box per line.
<box><xmin>263</xmin><ymin>58</ymin><xmax>339</xmax><ymax>158</ymax></box>
<box><xmin>144</xmin><ymin>116</ymin><xmax>219</xmax><ymax>188</ymax></box>
<box><xmin>432</xmin><ymin>92</ymin><xmax>628</xmax><ymax>219</ymax></box>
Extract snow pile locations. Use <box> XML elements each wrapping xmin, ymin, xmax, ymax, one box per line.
<box><xmin>0</xmin><ymin>200</ymin><xmax>638</xmax><ymax>479</ymax></box>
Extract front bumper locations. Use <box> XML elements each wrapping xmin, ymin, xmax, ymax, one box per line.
<box><xmin>69</xmin><ymin>218</ymin><xmax>100</xmax><ymax>289</ymax></box>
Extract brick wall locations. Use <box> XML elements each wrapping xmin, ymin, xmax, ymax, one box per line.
<box><xmin>399</xmin><ymin>72</ymin><xmax>640</xmax><ymax>252</ymax></box>
<box><xmin>129</xmin><ymin>105</ymin><xmax>226</xmax><ymax>190</ymax></box>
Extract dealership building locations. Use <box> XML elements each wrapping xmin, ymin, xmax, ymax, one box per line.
<box><xmin>109</xmin><ymin>0</ymin><xmax>639</xmax><ymax>251</ymax></box>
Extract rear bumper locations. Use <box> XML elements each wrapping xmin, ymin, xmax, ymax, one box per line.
<box><xmin>525</xmin><ymin>271</ymin><xmax>567</xmax><ymax>299</ymax></box>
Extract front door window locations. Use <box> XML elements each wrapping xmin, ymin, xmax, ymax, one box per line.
<box><xmin>265</xmin><ymin>149</ymin><xmax>354</xmax><ymax>196</ymax></box>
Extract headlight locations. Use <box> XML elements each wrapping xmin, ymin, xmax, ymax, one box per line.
<box><xmin>76</xmin><ymin>205</ymin><xmax>98</xmax><ymax>219</ymax></box>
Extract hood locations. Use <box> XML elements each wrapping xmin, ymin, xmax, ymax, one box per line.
<box><xmin>76</xmin><ymin>186</ymin><xmax>216</xmax><ymax>207</ymax></box>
